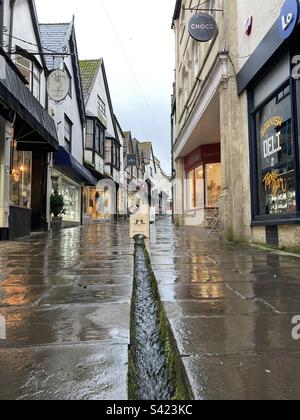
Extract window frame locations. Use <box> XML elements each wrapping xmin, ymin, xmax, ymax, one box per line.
<box><xmin>95</xmin><ymin>123</ymin><xmax>101</xmax><ymax>155</ymax></box>
<box><xmin>85</xmin><ymin>119</ymin><xmax>95</xmax><ymax>150</ymax></box>
<box><xmin>85</xmin><ymin>117</ymin><xmax>105</xmax><ymax>159</ymax></box>
<box><xmin>97</xmin><ymin>95</ymin><xmax>106</xmax><ymax>117</ymax></box>
<box><xmin>249</xmin><ymin>72</ymin><xmax>300</xmax><ymax>225</ymax></box>
<box><xmin>100</xmin><ymin>126</ymin><xmax>105</xmax><ymax>158</ymax></box>
<box><xmin>15</xmin><ymin>48</ymin><xmax>42</xmax><ymax>101</ymax></box>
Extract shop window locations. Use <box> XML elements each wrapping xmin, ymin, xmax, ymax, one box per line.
<box><xmin>187</xmin><ymin>164</ymin><xmax>221</xmax><ymax>210</ymax></box>
<box><xmin>86</xmin><ymin>119</ymin><xmax>94</xmax><ymax>149</ymax></box>
<box><xmin>205</xmin><ymin>163</ymin><xmax>221</xmax><ymax>208</ymax></box>
<box><xmin>255</xmin><ymin>85</ymin><xmax>296</xmax><ymax>215</ymax></box>
<box><xmin>52</xmin><ymin>174</ymin><xmax>80</xmax><ymax>222</ymax></box>
<box><xmin>61</xmin><ymin>179</ymin><xmax>79</xmax><ymax>222</ymax></box>
<box><xmin>15</xmin><ymin>53</ymin><xmax>41</xmax><ymax>101</ymax></box>
<box><xmin>10</xmin><ymin>146</ymin><xmax>32</xmax><ymax>209</ymax></box>
<box><xmin>64</xmin><ymin>115</ymin><xmax>72</xmax><ymax>153</ymax></box>
<box><xmin>187</xmin><ymin>165</ymin><xmax>204</xmax><ymax>210</ymax></box>
<box><xmin>85</xmin><ymin>187</ymin><xmax>112</xmax><ymax>221</ymax></box>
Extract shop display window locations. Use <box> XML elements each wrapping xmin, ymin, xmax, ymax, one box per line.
<box><xmin>10</xmin><ymin>146</ymin><xmax>32</xmax><ymax>209</ymax></box>
<box><xmin>52</xmin><ymin>174</ymin><xmax>80</xmax><ymax>222</ymax></box>
<box><xmin>187</xmin><ymin>163</ymin><xmax>220</xmax><ymax>210</ymax></box>
<box><xmin>205</xmin><ymin>163</ymin><xmax>221</xmax><ymax>208</ymax></box>
<box><xmin>84</xmin><ymin>187</ymin><xmax>113</xmax><ymax>220</ymax></box>
<box><xmin>255</xmin><ymin>85</ymin><xmax>296</xmax><ymax>215</ymax></box>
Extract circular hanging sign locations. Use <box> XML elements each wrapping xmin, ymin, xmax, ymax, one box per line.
<box><xmin>278</xmin><ymin>0</ymin><xmax>299</xmax><ymax>40</ymax></box>
<box><xmin>47</xmin><ymin>70</ymin><xmax>70</xmax><ymax>102</ymax></box>
<box><xmin>188</xmin><ymin>13</ymin><xmax>218</xmax><ymax>42</ymax></box>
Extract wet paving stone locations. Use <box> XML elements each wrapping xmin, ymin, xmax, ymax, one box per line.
<box><xmin>148</xmin><ymin>218</ymin><xmax>300</xmax><ymax>400</ymax></box>
<box><xmin>0</xmin><ymin>303</ymin><xmax>130</xmax><ymax>348</ymax></box>
<box><xmin>2</xmin><ymin>275</ymin><xmax>79</xmax><ymax>287</ymax></box>
<box><xmin>38</xmin><ymin>285</ymin><xmax>132</xmax><ymax>306</ymax></box>
<box><xmin>168</xmin><ymin>314</ymin><xmax>300</xmax><ymax>355</ymax></box>
<box><xmin>78</xmin><ymin>275</ymin><xmax>132</xmax><ymax>287</ymax></box>
<box><xmin>184</xmin><ymin>353</ymin><xmax>300</xmax><ymax>400</ymax></box>
<box><xmin>0</xmin><ymin>223</ymin><xmax>134</xmax><ymax>400</ymax></box>
<box><xmin>159</xmin><ymin>283</ymin><xmax>239</xmax><ymax>301</ymax></box>
<box><xmin>0</xmin><ymin>285</ymin><xmax>50</xmax><ymax>308</ymax></box>
<box><xmin>163</xmin><ymin>299</ymin><xmax>273</xmax><ymax>317</ymax></box>
<box><xmin>0</xmin><ymin>343</ymin><xmax>128</xmax><ymax>400</ymax></box>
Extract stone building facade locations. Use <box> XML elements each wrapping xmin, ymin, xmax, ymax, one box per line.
<box><xmin>172</xmin><ymin>0</ymin><xmax>300</xmax><ymax>247</ymax></box>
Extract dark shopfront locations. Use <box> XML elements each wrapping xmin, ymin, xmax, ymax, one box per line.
<box><xmin>0</xmin><ymin>48</ymin><xmax>59</xmax><ymax>240</ymax></box>
<box><xmin>237</xmin><ymin>6</ymin><xmax>300</xmax><ymax>246</ymax></box>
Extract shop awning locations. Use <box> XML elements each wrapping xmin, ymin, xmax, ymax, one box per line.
<box><xmin>53</xmin><ymin>146</ymin><xmax>97</xmax><ymax>186</ymax></box>
<box><xmin>0</xmin><ymin>50</ymin><xmax>59</xmax><ymax>151</ymax></box>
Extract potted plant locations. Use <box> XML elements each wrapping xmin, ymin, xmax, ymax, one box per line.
<box><xmin>50</xmin><ymin>190</ymin><xmax>66</xmax><ymax>230</ymax></box>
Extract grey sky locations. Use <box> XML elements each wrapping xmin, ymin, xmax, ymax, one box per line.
<box><xmin>35</xmin><ymin>0</ymin><xmax>175</xmax><ymax>173</ymax></box>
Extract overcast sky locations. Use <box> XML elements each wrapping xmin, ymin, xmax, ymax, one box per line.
<box><xmin>35</xmin><ymin>0</ymin><xmax>175</xmax><ymax>173</ymax></box>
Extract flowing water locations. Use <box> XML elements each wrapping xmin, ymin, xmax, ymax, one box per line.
<box><xmin>131</xmin><ymin>237</ymin><xmax>174</xmax><ymax>400</ymax></box>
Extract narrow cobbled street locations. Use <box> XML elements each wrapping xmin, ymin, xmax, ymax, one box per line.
<box><xmin>1</xmin><ymin>219</ymin><xmax>300</xmax><ymax>400</ymax></box>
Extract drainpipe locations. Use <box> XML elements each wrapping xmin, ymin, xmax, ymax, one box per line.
<box><xmin>8</xmin><ymin>0</ymin><xmax>17</xmax><ymax>55</ymax></box>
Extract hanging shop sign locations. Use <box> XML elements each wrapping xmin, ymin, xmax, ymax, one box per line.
<box><xmin>47</xmin><ymin>70</ymin><xmax>70</xmax><ymax>103</ymax></box>
<box><xmin>127</xmin><ymin>154</ymin><xmax>137</xmax><ymax>167</ymax></box>
<box><xmin>278</xmin><ymin>0</ymin><xmax>300</xmax><ymax>40</ymax></box>
<box><xmin>188</xmin><ymin>13</ymin><xmax>218</xmax><ymax>42</ymax></box>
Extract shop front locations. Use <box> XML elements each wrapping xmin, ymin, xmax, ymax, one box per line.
<box><xmin>9</xmin><ymin>144</ymin><xmax>32</xmax><ymax>238</ymax></box>
<box><xmin>83</xmin><ymin>185</ymin><xmax>116</xmax><ymax>222</ymax></box>
<box><xmin>237</xmin><ymin>2</ymin><xmax>300</xmax><ymax>246</ymax></box>
<box><xmin>0</xmin><ymin>48</ymin><xmax>59</xmax><ymax>240</ymax></box>
<box><xmin>52</xmin><ymin>171</ymin><xmax>81</xmax><ymax>225</ymax></box>
<box><xmin>53</xmin><ymin>146</ymin><xmax>96</xmax><ymax>227</ymax></box>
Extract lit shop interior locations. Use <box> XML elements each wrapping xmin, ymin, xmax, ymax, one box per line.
<box><xmin>83</xmin><ymin>186</ymin><xmax>115</xmax><ymax>221</ymax></box>
<box><xmin>187</xmin><ymin>162</ymin><xmax>221</xmax><ymax>210</ymax></box>
<box><xmin>10</xmin><ymin>148</ymin><xmax>32</xmax><ymax>210</ymax></box>
<box><xmin>185</xmin><ymin>144</ymin><xmax>222</xmax><ymax>213</ymax></box>
<box><xmin>52</xmin><ymin>171</ymin><xmax>81</xmax><ymax>224</ymax></box>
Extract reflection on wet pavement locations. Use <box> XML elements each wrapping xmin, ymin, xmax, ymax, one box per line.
<box><xmin>148</xmin><ymin>219</ymin><xmax>300</xmax><ymax>400</ymax></box>
<box><xmin>0</xmin><ymin>223</ymin><xmax>133</xmax><ymax>400</ymax></box>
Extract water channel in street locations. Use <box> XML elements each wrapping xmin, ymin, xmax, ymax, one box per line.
<box><xmin>129</xmin><ymin>235</ymin><xmax>192</xmax><ymax>400</ymax></box>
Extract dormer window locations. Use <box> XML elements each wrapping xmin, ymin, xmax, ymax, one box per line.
<box><xmin>15</xmin><ymin>52</ymin><xmax>41</xmax><ymax>101</ymax></box>
<box><xmin>97</xmin><ymin>95</ymin><xmax>106</xmax><ymax>117</ymax></box>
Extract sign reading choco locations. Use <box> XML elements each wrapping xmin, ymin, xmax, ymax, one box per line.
<box><xmin>188</xmin><ymin>13</ymin><xmax>218</xmax><ymax>42</ymax></box>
